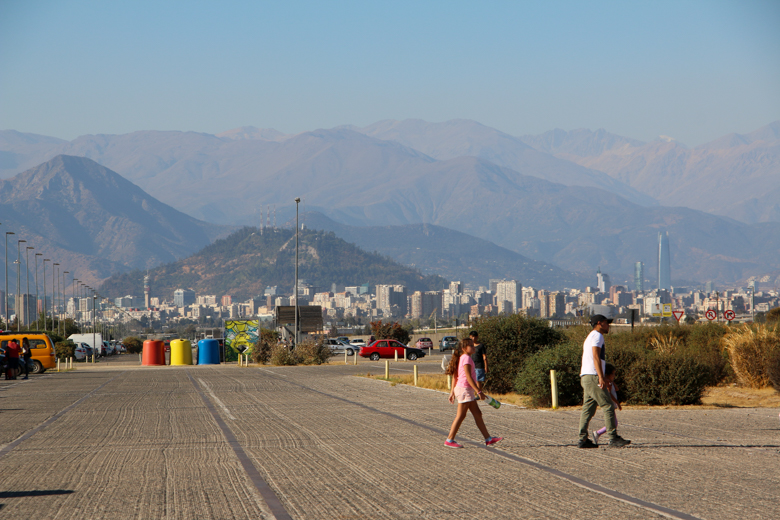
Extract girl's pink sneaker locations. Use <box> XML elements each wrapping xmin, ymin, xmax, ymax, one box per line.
<box><xmin>444</xmin><ymin>440</ymin><xmax>463</xmax><ymax>448</ymax></box>
<box><xmin>485</xmin><ymin>436</ymin><xmax>503</xmax><ymax>446</ymax></box>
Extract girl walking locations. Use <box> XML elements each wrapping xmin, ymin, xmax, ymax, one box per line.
<box><xmin>445</xmin><ymin>338</ymin><xmax>502</xmax><ymax>448</ymax></box>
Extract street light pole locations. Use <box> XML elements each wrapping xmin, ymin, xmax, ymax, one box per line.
<box><xmin>53</xmin><ymin>263</ymin><xmax>59</xmax><ymax>333</ymax></box>
<box><xmin>62</xmin><ymin>271</ymin><xmax>69</xmax><ymax>336</ymax></box>
<box><xmin>43</xmin><ymin>259</ymin><xmax>49</xmax><ymax>332</ymax></box>
<box><xmin>26</xmin><ymin>246</ymin><xmax>33</xmax><ymax>329</ymax></box>
<box><xmin>35</xmin><ymin>253</ymin><xmax>41</xmax><ymax>329</ymax></box>
<box><xmin>294</xmin><ymin>197</ymin><xmax>300</xmax><ymax>347</ymax></box>
<box><xmin>5</xmin><ymin>231</ymin><xmax>15</xmax><ymax>329</ymax></box>
<box><xmin>17</xmin><ymin>239</ymin><xmax>25</xmax><ymax>331</ymax></box>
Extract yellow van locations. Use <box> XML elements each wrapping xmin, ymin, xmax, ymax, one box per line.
<box><xmin>0</xmin><ymin>332</ymin><xmax>56</xmax><ymax>373</ymax></box>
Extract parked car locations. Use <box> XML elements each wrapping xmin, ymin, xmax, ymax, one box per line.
<box><xmin>349</xmin><ymin>338</ymin><xmax>366</xmax><ymax>347</ymax></box>
<box><xmin>359</xmin><ymin>339</ymin><xmax>426</xmax><ymax>361</ymax></box>
<box><xmin>323</xmin><ymin>338</ymin><xmax>358</xmax><ymax>356</ymax></box>
<box><xmin>74</xmin><ymin>343</ymin><xmax>88</xmax><ymax>361</ymax></box>
<box><xmin>439</xmin><ymin>336</ymin><xmax>459</xmax><ymax>352</ymax></box>
<box><xmin>415</xmin><ymin>337</ymin><xmax>434</xmax><ymax>350</ymax></box>
<box><xmin>336</xmin><ymin>336</ymin><xmax>351</xmax><ymax>344</ymax></box>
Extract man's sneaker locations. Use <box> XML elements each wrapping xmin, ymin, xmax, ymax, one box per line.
<box><xmin>578</xmin><ymin>439</ymin><xmax>598</xmax><ymax>449</ymax></box>
<box><xmin>485</xmin><ymin>436</ymin><xmax>503</xmax><ymax>446</ymax></box>
<box><xmin>608</xmin><ymin>436</ymin><xmax>631</xmax><ymax>448</ymax></box>
<box><xmin>591</xmin><ymin>430</ymin><xmax>600</xmax><ymax>446</ymax></box>
<box><xmin>444</xmin><ymin>440</ymin><xmax>463</xmax><ymax>449</ymax></box>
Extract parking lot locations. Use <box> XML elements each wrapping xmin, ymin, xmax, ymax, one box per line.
<box><xmin>0</xmin><ymin>355</ymin><xmax>778</xmax><ymax>519</ymax></box>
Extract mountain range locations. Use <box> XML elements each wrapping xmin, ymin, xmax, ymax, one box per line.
<box><xmin>0</xmin><ymin>155</ymin><xmax>226</xmax><ymax>287</ymax></box>
<box><xmin>1</xmin><ymin>119</ymin><xmax>778</xmax><ymax>286</ymax></box>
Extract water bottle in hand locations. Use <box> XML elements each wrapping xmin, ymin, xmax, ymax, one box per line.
<box><xmin>483</xmin><ymin>394</ymin><xmax>500</xmax><ymax>409</ymax></box>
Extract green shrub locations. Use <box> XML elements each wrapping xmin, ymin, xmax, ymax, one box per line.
<box><xmin>766</xmin><ymin>307</ymin><xmax>780</xmax><ymax>323</ymax></box>
<box><xmin>295</xmin><ymin>339</ymin><xmax>331</xmax><ymax>365</ymax></box>
<box><xmin>514</xmin><ymin>342</ymin><xmax>582</xmax><ymax>407</ymax></box>
<box><xmin>55</xmin><ymin>340</ymin><xmax>76</xmax><ymax>359</ymax></box>
<box><xmin>124</xmin><ymin>336</ymin><xmax>143</xmax><ymax>354</ymax></box>
<box><xmin>767</xmin><ymin>350</ymin><xmax>780</xmax><ymax>392</ymax></box>
<box><xmin>622</xmin><ymin>354</ymin><xmax>711</xmax><ymax>405</ymax></box>
<box><xmin>270</xmin><ymin>345</ymin><xmax>298</xmax><ymax>366</ymax></box>
<box><xmin>472</xmin><ymin>314</ymin><xmax>564</xmax><ymax>394</ymax></box>
<box><xmin>251</xmin><ymin>328</ymin><xmax>278</xmax><ymax>365</ymax></box>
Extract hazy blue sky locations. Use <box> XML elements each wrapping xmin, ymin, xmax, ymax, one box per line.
<box><xmin>1</xmin><ymin>0</ymin><xmax>778</xmax><ymax>145</ymax></box>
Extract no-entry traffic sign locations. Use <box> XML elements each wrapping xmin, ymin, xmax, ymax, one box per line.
<box><xmin>724</xmin><ymin>309</ymin><xmax>736</xmax><ymax>321</ymax></box>
<box><xmin>705</xmin><ymin>309</ymin><xmax>717</xmax><ymax>321</ymax></box>
<box><xmin>672</xmin><ymin>310</ymin><xmax>684</xmax><ymax>322</ymax></box>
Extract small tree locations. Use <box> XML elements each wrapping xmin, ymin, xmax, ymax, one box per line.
<box><xmin>370</xmin><ymin>320</ymin><xmax>410</xmax><ymax>345</ymax></box>
<box><xmin>251</xmin><ymin>328</ymin><xmax>278</xmax><ymax>365</ymax></box>
<box><xmin>124</xmin><ymin>336</ymin><xmax>143</xmax><ymax>354</ymax></box>
<box><xmin>55</xmin><ymin>340</ymin><xmax>76</xmax><ymax>359</ymax></box>
<box><xmin>766</xmin><ymin>307</ymin><xmax>780</xmax><ymax>323</ymax></box>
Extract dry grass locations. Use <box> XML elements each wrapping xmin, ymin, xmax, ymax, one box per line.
<box><xmin>648</xmin><ymin>331</ymin><xmax>683</xmax><ymax>355</ymax></box>
<box><xmin>362</xmin><ymin>373</ymin><xmax>533</xmax><ymax>407</ymax></box>
<box><xmin>701</xmin><ymin>385</ymin><xmax>780</xmax><ymax>408</ymax></box>
<box><xmin>722</xmin><ymin>324</ymin><xmax>780</xmax><ymax>388</ymax></box>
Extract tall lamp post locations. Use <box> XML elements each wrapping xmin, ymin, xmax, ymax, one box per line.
<box><xmin>53</xmin><ymin>263</ymin><xmax>59</xmax><ymax>333</ymax></box>
<box><xmin>62</xmin><ymin>271</ymin><xmax>69</xmax><ymax>336</ymax></box>
<box><xmin>43</xmin><ymin>259</ymin><xmax>50</xmax><ymax>332</ymax></box>
<box><xmin>35</xmin><ymin>253</ymin><xmax>42</xmax><ymax>329</ymax></box>
<box><xmin>294</xmin><ymin>197</ymin><xmax>300</xmax><ymax>347</ymax></box>
<box><xmin>17</xmin><ymin>239</ymin><xmax>25</xmax><ymax>331</ymax></box>
<box><xmin>26</xmin><ymin>246</ymin><xmax>33</xmax><ymax>329</ymax></box>
<box><xmin>5</xmin><ymin>231</ymin><xmax>15</xmax><ymax>329</ymax></box>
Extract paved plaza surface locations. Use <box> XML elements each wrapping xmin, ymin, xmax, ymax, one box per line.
<box><xmin>0</xmin><ymin>355</ymin><xmax>778</xmax><ymax>519</ymax></box>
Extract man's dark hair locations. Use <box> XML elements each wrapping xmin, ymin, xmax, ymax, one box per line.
<box><xmin>604</xmin><ymin>363</ymin><xmax>616</xmax><ymax>377</ymax></box>
<box><xmin>469</xmin><ymin>330</ymin><xmax>478</xmax><ymax>339</ymax></box>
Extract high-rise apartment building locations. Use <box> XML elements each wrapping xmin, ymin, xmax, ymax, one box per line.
<box><xmin>174</xmin><ymin>288</ymin><xmax>196</xmax><ymax>307</ymax></box>
<box><xmin>410</xmin><ymin>291</ymin><xmax>440</xmax><ymax>319</ymax></box>
<box><xmin>596</xmin><ymin>268</ymin><xmax>611</xmax><ymax>293</ymax></box>
<box><xmin>658</xmin><ymin>231</ymin><xmax>671</xmax><ymax>290</ymax></box>
<box><xmin>496</xmin><ymin>280</ymin><xmax>521</xmax><ymax>314</ymax></box>
<box><xmin>634</xmin><ymin>262</ymin><xmax>644</xmax><ymax>292</ymax></box>
<box><xmin>377</xmin><ymin>284</ymin><xmax>407</xmax><ymax>316</ymax></box>
<box><xmin>449</xmin><ymin>281</ymin><xmax>462</xmax><ymax>295</ymax></box>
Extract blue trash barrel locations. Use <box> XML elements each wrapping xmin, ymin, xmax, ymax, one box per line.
<box><xmin>198</xmin><ymin>339</ymin><xmax>220</xmax><ymax>365</ymax></box>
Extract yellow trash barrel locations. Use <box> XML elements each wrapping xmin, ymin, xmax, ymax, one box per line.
<box><xmin>170</xmin><ymin>339</ymin><xmax>193</xmax><ymax>366</ymax></box>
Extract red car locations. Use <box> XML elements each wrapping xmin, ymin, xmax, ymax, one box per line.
<box><xmin>359</xmin><ymin>339</ymin><xmax>426</xmax><ymax>361</ymax></box>
<box><xmin>415</xmin><ymin>337</ymin><xmax>433</xmax><ymax>350</ymax></box>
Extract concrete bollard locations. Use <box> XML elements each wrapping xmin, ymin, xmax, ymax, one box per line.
<box><xmin>345</xmin><ymin>350</ymin><xmax>348</xmax><ymax>364</ymax></box>
<box><xmin>353</xmin><ymin>351</ymin><xmax>357</xmax><ymax>365</ymax></box>
<box><xmin>69</xmin><ymin>357</ymin><xmax>73</xmax><ymax>370</ymax></box>
<box><xmin>414</xmin><ymin>365</ymin><xmax>418</xmax><ymax>386</ymax></box>
<box><xmin>404</xmin><ymin>348</ymin><xmax>407</xmax><ymax>362</ymax></box>
<box><xmin>385</xmin><ymin>359</ymin><xmax>389</xmax><ymax>380</ymax></box>
<box><xmin>394</xmin><ymin>350</ymin><xmax>398</xmax><ymax>362</ymax></box>
<box><xmin>551</xmin><ymin>370</ymin><xmax>559</xmax><ymax>409</ymax></box>
<box><xmin>447</xmin><ymin>374</ymin><xmax>452</xmax><ymax>390</ymax></box>
<box><xmin>139</xmin><ymin>353</ymin><xmax>142</xmax><ymax>364</ymax></box>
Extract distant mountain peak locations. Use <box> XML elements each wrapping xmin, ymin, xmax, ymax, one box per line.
<box><xmin>216</xmin><ymin>126</ymin><xmax>288</xmax><ymax>141</ymax></box>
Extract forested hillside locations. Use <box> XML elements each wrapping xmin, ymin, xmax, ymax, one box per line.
<box><xmin>99</xmin><ymin>227</ymin><xmax>448</xmax><ymax>301</ymax></box>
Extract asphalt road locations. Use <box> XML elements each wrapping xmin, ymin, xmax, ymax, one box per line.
<box><xmin>0</xmin><ymin>355</ymin><xmax>778</xmax><ymax>519</ymax></box>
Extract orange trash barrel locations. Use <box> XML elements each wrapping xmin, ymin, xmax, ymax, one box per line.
<box><xmin>142</xmin><ymin>340</ymin><xmax>165</xmax><ymax>366</ymax></box>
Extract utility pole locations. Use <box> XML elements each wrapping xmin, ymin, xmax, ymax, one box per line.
<box><xmin>26</xmin><ymin>246</ymin><xmax>33</xmax><ymax>329</ymax></box>
<box><xmin>43</xmin><ymin>259</ymin><xmax>50</xmax><ymax>332</ymax></box>
<box><xmin>5</xmin><ymin>231</ymin><xmax>15</xmax><ymax>329</ymax></box>
<box><xmin>35</xmin><ymin>253</ymin><xmax>41</xmax><ymax>329</ymax></box>
<box><xmin>294</xmin><ymin>197</ymin><xmax>300</xmax><ymax>346</ymax></box>
<box><xmin>17</xmin><ymin>239</ymin><xmax>25</xmax><ymax>331</ymax></box>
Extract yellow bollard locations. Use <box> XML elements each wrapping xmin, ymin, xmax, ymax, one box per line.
<box><xmin>394</xmin><ymin>350</ymin><xmax>398</xmax><ymax>362</ymax></box>
<box><xmin>57</xmin><ymin>358</ymin><xmax>60</xmax><ymax>372</ymax></box>
<box><xmin>385</xmin><ymin>359</ymin><xmax>389</xmax><ymax>380</ymax></box>
<box><xmin>551</xmin><ymin>370</ymin><xmax>559</xmax><ymax>410</ymax></box>
<box><xmin>345</xmin><ymin>350</ymin><xmax>348</xmax><ymax>365</ymax></box>
<box><xmin>447</xmin><ymin>374</ymin><xmax>452</xmax><ymax>390</ymax></box>
<box><xmin>414</xmin><ymin>365</ymin><xmax>418</xmax><ymax>386</ymax></box>
<box><xmin>353</xmin><ymin>351</ymin><xmax>357</xmax><ymax>365</ymax></box>
<box><xmin>404</xmin><ymin>348</ymin><xmax>407</xmax><ymax>362</ymax></box>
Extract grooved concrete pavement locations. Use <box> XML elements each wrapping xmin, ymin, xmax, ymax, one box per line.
<box><xmin>0</xmin><ymin>355</ymin><xmax>777</xmax><ymax>519</ymax></box>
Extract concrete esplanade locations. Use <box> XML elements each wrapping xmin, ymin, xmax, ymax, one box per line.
<box><xmin>0</xmin><ymin>354</ymin><xmax>776</xmax><ymax>519</ymax></box>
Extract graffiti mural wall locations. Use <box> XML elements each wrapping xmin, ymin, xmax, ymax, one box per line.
<box><xmin>224</xmin><ymin>319</ymin><xmax>259</xmax><ymax>361</ymax></box>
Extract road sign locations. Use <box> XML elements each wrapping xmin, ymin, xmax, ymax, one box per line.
<box><xmin>662</xmin><ymin>303</ymin><xmax>673</xmax><ymax>317</ymax></box>
<box><xmin>724</xmin><ymin>309</ymin><xmax>736</xmax><ymax>321</ymax></box>
<box><xmin>672</xmin><ymin>310</ymin><xmax>684</xmax><ymax>322</ymax></box>
<box><xmin>705</xmin><ymin>309</ymin><xmax>717</xmax><ymax>321</ymax></box>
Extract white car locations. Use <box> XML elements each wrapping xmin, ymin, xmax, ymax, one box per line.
<box><xmin>323</xmin><ymin>338</ymin><xmax>358</xmax><ymax>356</ymax></box>
<box><xmin>349</xmin><ymin>338</ymin><xmax>366</xmax><ymax>347</ymax></box>
<box><xmin>74</xmin><ymin>343</ymin><xmax>89</xmax><ymax>361</ymax></box>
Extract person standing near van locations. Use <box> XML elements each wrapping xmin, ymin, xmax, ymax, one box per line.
<box><xmin>5</xmin><ymin>338</ymin><xmax>21</xmax><ymax>380</ymax></box>
<box><xmin>469</xmin><ymin>330</ymin><xmax>487</xmax><ymax>391</ymax></box>
<box><xmin>21</xmin><ymin>337</ymin><xmax>31</xmax><ymax>379</ymax></box>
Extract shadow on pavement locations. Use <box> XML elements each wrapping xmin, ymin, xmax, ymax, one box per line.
<box><xmin>0</xmin><ymin>490</ymin><xmax>74</xmax><ymax>498</ymax></box>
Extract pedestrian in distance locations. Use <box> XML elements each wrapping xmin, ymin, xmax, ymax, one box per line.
<box><xmin>445</xmin><ymin>337</ymin><xmax>502</xmax><ymax>449</ymax></box>
<box><xmin>592</xmin><ymin>363</ymin><xmax>620</xmax><ymax>445</ymax></box>
<box><xmin>21</xmin><ymin>337</ymin><xmax>31</xmax><ymax>379</ymax></box>
<box><xmin>469</xmin><ymin>330</ymin><xmax>487</xmax><ymax>392</ymax></box>
<box><xmin>577</xmin><ymin>314</ymin><xmax>630</xmax><ymax>448</ymax></box>
<box><xmin>5</xmin><ymin>338</ymin><xmax>21</xmax><ymax>380</ymax></box>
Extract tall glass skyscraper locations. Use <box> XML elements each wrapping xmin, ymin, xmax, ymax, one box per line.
<box><xmin>658</xmin><ymin>231</ymin><xmax>671</xmax><ymax>290</ymax></box>
<box><xmin>634</xmin><ymin>262</ymin><xmax>644</xmax><ymax>292</ymax></box>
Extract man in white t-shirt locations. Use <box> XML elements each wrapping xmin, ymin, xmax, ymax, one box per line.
<box><xmin>577</xmin><ymin>314</ymin><xmax>630</xmax><ymax>448</ymax></box>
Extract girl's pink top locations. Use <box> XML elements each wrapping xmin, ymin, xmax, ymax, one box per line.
<box><xmin>456</xmin><ymin>354</ymin><xmax>476</xmax><ymax>388</ymax></box>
